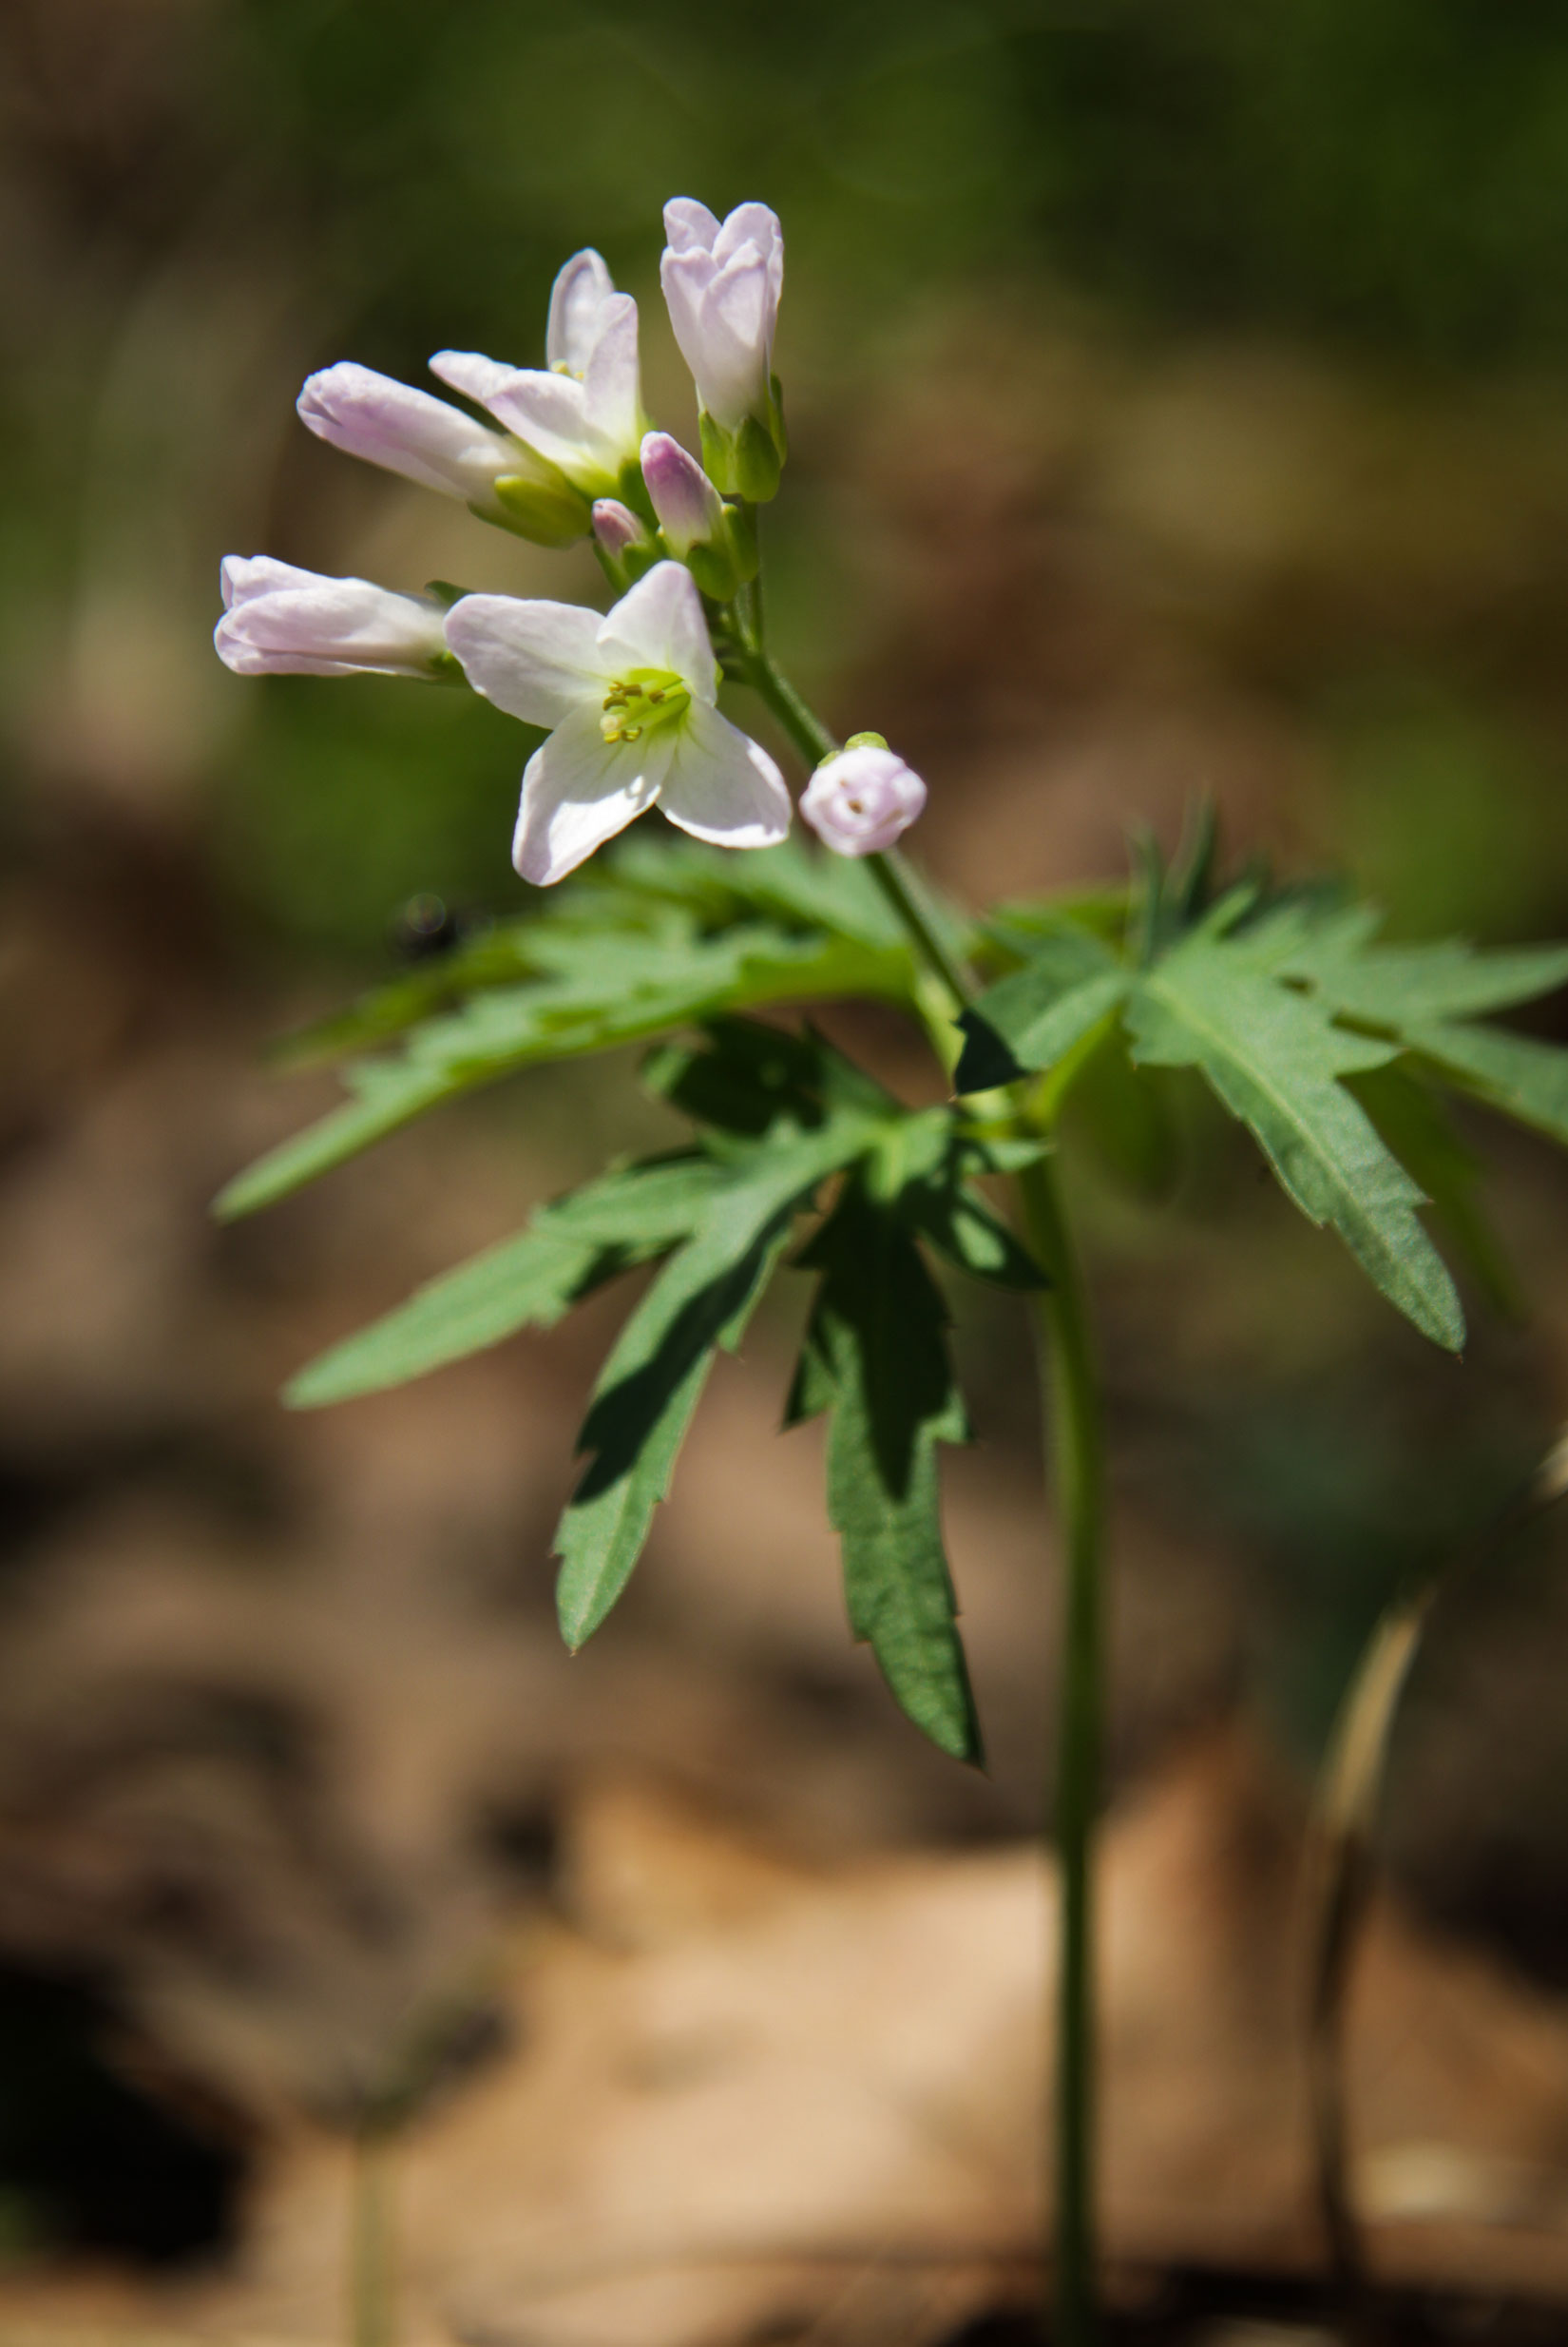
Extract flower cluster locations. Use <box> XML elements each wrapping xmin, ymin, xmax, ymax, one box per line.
<box><xmin>216</xmin><ymin>200</ymin><xmax>925</xmax><ymax>882</ymax></box>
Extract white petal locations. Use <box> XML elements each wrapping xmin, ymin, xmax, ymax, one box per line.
<box><xmin>215</xmin><ymin>565</ymin><xmax>447</xmax><ymax>679</ymax></box>
<box><xmin>546</xmin><ymin>249</ymin><xmax>615</xmax><ymax>375</ymax></box>
<box><xmin>597</xmin><ymin>563</ymin><xmax>717</xmax><ymax>702</ymax></box>
<box><xmin>662</xmin><ymin>197</ymin><xmax>722</xmax><ymax>257</ymax></box>
<box><xmin>445</xmin><ymin>595</ymin><xmax>607</xmax><ymax>727</ymax></box>
<box><xmin>659</xmin><ymin>249</ymin><xmax>714</xmax><ymax>387</ymax></box>
<box><xmin>480</xmin><ymin>368</ymin><xmax>592</xmax><ymax>473</ymax></box>
<box><xmin>220</xmin><ymin>554</ymin><xmax>319</xmax><ymax>609</ymax></box>
<box><xmin>581</xmin><ymin>294</ymin><xmax>641</xmax><ymax>459</ymax></box>
<box><xmin>429</xmin><ymin>349</ymin><xmax>518</xmax><ymax>407</ymax></box>
<box><xmin>714</xmin><ymin>203</ymin><xmax>782</xmax><ymax>278</ymax></box>
<box><xmin>296</xmin><ymin>363</ymin><xmax>510</xmax><ymax>502</ymax></box>
<box><xmin>512</xmin><ymin>703</ymin><xmax>674</xmax><ymax>885</ymax></box>
<box><xmin>659</xmin><ymin>702</ymin><xmax>791</xmax><ymax>849</ymax></box>
<box><xmin>711</xmin><ymin>245</ymin><xmax>771</xmax><ymax>357</ymax></box>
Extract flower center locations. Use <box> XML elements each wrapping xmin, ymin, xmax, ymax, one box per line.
<box><xmin>600</xmin><ymin>668</ymin><xmax>690</xmax><ymax>745</ymax></box>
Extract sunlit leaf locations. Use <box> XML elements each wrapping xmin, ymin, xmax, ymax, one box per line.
<box><xmin>788</xmin><ymin>1183</ymin><xmax>981</xmax><ymax>1762</ymax></box>
<box><xmin>285</xmin><ymin>1154</ymin><xmax>721</xmax><ymax>1407</ymax></box>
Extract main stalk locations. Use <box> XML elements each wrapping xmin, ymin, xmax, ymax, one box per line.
<box><xmin>732</xmin><ymin>581</ymin><xmax>1108</xmax><ymax>2341</ymax></box>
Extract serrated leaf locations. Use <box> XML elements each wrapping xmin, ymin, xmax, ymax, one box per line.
<box><xmin>217</xmin><ymin>919</ymin><xmax>912</xmax><ymax>1221</ymax></box>
<box><xmin>1348</xmin><ymin>1065</ymin><xmax>1520</xmax><ymax>1319</ymax></box>
<box><xmin>284</xmin><ymin>1154</ymin><xmax>720</xmax><ymax>1407</ymax></box>
<box><xmin>982</xmin><ymin>887</ymin><xmax>1132</xmax><ymax>967</ymax></box>
<box><xmin>609</xmin><ymin>834</ymin><xmax>919</xmax><ymax>953</ymax></box>
<box><xmin>955</xmin><ymin>930</ymin><xmax>1129</xmax><ymax>1093</ymax></box>
<box><xmin>903</xmin><ymin>1178</ymin><xmax>1046</xmax><ymax>1290</ymax></box>
<box><xmin>787</xmin><ymin>1186</ymin><xmax>982</xmax><ymax>1763</ymax></box>
<box><xmin>644</xmin><ymin>1016</ymin><xmax>895</xmax><ymax>1140</ymax></box>
<box><xmin>555</xmin><ymin>1118</ymin><xmax>886</xmax><ymax>1650</ymax></box>
<box><xmin>1281</xmin><ymin>917</ymin><xmax>1568</xmax><ymax>1028</ymax></box>
<box><xmin>1405</xmin><ymin>1020</ymin><xmax>1568</xmax><ymax>1148</ymax></box>
<box><xmin>1125</xmin><ymin>925</ymin><xmax>1465</xmax><ymax>1350</ymax></box>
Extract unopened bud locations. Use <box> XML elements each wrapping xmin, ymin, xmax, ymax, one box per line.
<box><xmin>215</xmin><ymin>556</ymin><xmax>456</xmax><ymax>682</ymax></box>
<box><xmin>800</xmin><ymin>742</ymin><xmax>927</xmax><ymax>858</ymax></box>
<box><xmin>591</xmin><ymin>497</ymin><xmax>658</xmax><ymax>587</ymax></box>
<box><xmin>640</xmin><ymin>432</ymin><xmax>755</xmax><ymax>600</ymax></box>
<box><xmin>661</xmin><ymin>200</ymin><xmax>787</xmax><ymax>499</ymax></box>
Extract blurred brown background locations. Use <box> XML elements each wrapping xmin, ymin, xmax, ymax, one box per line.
<box><xmin>4</xmin><ymin>0</ymin><xmax>1568</xmax><ymax>2333</ymax></box>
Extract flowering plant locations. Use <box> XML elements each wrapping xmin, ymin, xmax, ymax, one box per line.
<box><xmin>216</xmin><ymin>199</ymin><xmax>1568</xmax><ymax>2343</ymax></box>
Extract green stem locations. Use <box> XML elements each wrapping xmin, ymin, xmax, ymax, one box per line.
<box><xmin>1017</xmin><ymin>1149</ymin><xmax>1105</xmax><ymax>2347</ymax></box>
<box><xmin>733</xmin><ymin>594</ymin><xmax>1107</xmax><ymax>2343</ymax></box>
<box><xmin>736</xmin><ymin>632</ymin><xmax>975</xmax><ymax>1014</ymax></box>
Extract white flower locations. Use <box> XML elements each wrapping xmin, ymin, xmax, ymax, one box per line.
<box><xmin>296</xmin><ymin>362</ymin><xmax>587</xmax><ymax>545</ymax></box>
<box><xmin>660</xmin><ymin>200</ymin><xmax>783</xmax><ymax>435</ymax></box>
<box><xmin>214</xmin><ymin>556</ymin><xmax>451</xmax><ymax>680</ymax></box>
<box><xmin>800</xmin><ymin>741</ymin><xmax>927</xmax><ymax>857</ymax></box>
<box><xmin>431</xmin><ymin>248</ymin><xmax>644</xmax><ymax>502</ymax></box>
<box><xmin>445</xmin><ymin>562</ymin><xmax>790</xmax><ymax>886</ymax></box>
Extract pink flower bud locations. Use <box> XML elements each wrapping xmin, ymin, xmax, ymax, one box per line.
<box><xmin>640</xmin><ymin>432</ymin><xmax>724</xmax><ymax>558</ymax></box>
<box><xmin>591</xmin><ymin>499</ymin><xmax>652</xmax><ymax>564</ymax></box>
<box><xmin>215</xmin><ymin>556</ymin><xmax>450</xmax><ymax>680</ymax></box>
<box><xmin>800</xmin><ymin>742</ymin><xmax>927</xmax><ymax>857</ymax></box>
<box><xmin>297</xmin><ymin>363</ymin><xmax>516</xmax><ymax>511</ymax></box>
<box><xmin>660</xmin><ymin>200</ymin><xmax>782</xmax><ymax>435</ymax></box>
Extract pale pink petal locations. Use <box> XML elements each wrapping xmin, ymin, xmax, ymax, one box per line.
<box><xmin>659</xmin><ymin>249</ymin><xmax>714</xmax><ymax>388</ymax></box>
<box><xmin>479</xmin><ymin>369</ymin><xmax>591</xmax><ymax>474</ymax></box>
<box><xmin>640</xmin><ymin>433</ymin><xmax>722</xmax><ymax>556</ymax></box>
<box><xmin>215</xmin><ymin>562</ymin><xmax>446</xmax><ymax>680</ymax></box>
<box><xmin>662</xmin><ymin>198</ymin><xmax>722</xmax><ymax>257</ymax></box>
<box><xmin>711</xmin><ymin>246</ymin><xmax>770</xmax><ymax>356</ymax></box>
<box><xmin>714</xmin><ymin>203</ymin><xmax>782</xmax><ymax>274</ymax></box>
<box><xmin>444</xmin><ymin>595</ymin><xmax>606</xmax><ymax>727</ymax></box>
<box><xmin>658</xmin><ymin>702</ymin><xmax>791</xmax><ymax>849</ymax></box>
<box><xmin>296</xmin><ymin>363</ymin><xmax>510</xmax><ymax>502</ymax></box>
<box><xmin>800</xmin><ymin>744</ymin><xmax>927</xmax><ymax>856</ymax></box>
<box><xmin>546</xmin><ymin>249</ymin><xmax>616</xmax><ymax>375</ymax></box>
<box><xmin>512</xmin><ymin>703</ymin><xmax>674</xmax><ymax>885</ymax></box>
<box><xmin>596</xmin><ymin>563</ymin><xmax>717</xmax><ymax>702</ymax></box>
<box><xmin>429</xmin><ymin>350</ymin><xmax>518</xmax><ymax>407</ymax></box>
<box><xmin>220</xmin><ymin>554</ymin><xmax>319</xmax><ymax>609</ymax></box>
<box><xmin>581</xmin><ymin>294</ymin><xmax>641</xmax><ymax>455</ymax></box>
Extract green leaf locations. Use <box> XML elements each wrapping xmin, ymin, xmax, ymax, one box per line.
<box><xmin>555</xmin><ymin>1118</ymin><xmax>887</xmax><ymax>1650</ymax></box>
<box><xmin>1279</xmin><ymin>914</ymin><xmax>1568</xmax><ymax>1028</ymax></box>
<box><xmin>608</xmin><ymin>834</ymin><xmax>920</xmax><ymax>954</ymax></box>
<box><xmin>644</xmin><ymin>1016</ymin><xmax>895</xmax><ymax>1140</ymax></box>
<box><xmin>787</xmin><ymin>1184</ymin><xmax>982</xmax><ymax>1763</ymax></box>
<box><xmin>1348</xmin><ymin>1065</ymin><xmax>1520</xmax><ymax>1319</ymax></box>
<box><xmin>1405</xmin><ymin>1021</ymin><xmax>1568</xmax><ymax>1149</ymax></box>
<box><xmin>955</xmin><ymin>927</ymin><xmax>1129</xmax><ymax>1093</ymax></box>
<box><xmin>217</xmin><ymin>916</ymin><xmax>912</xmax><ymax>1221</ymax></box>
<box><xmin>1125</xmin><ymin>921</ymin><xmax>1465</xmax><ymax>1350</ymax></box>
<box><xmin>284</xmin><ymin>1154</ymin><xmax>720</xmax><ymax>1407</ymax></box>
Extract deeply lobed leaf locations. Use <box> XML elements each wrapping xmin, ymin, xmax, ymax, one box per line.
<box><xmin>961</xmin><ymin>876</ymin><xmax>1568</xmax><ymax>1349</ymax></box>
<box><xmin>285</xmin><ymin>1153</ymin><xmax>722</xmax><ymax>1407</ymax></box>
<box><xmin>788</xmin><ymin>1183</ymin><xmax>982</xmax><ymax>1764</ymax></box>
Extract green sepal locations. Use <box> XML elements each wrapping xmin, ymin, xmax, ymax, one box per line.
<box><xmin>487</xmin><ymin>473</ymin><xmax>592</xmax><ymax>548</ymax></box>
<box><xmin>699</xmin><ymin>408</ymin><xmax>784</xmax><ymax>503</ymax></box>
